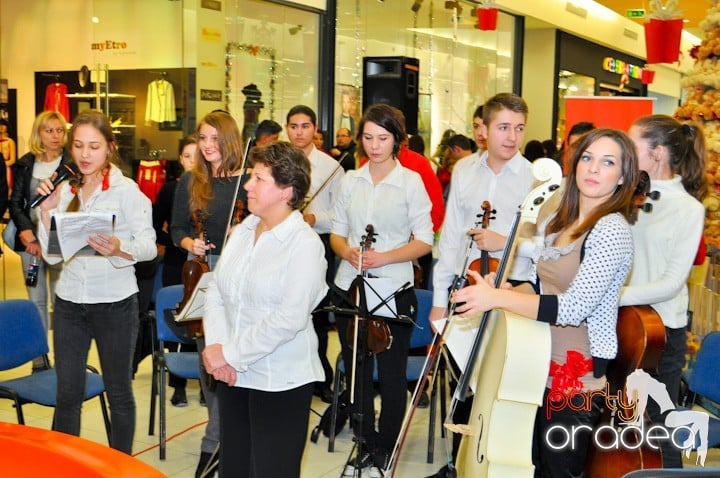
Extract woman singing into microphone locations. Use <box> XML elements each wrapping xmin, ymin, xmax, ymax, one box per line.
<box><xmin>35</xmin><ymin>110</ymin><xmax>156</xmax><ymax>454</ymax></box>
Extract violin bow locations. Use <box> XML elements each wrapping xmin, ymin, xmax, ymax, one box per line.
<box><xmin>221</xmin><ymin>137</ymin><xmax>253</xmax><ymax>251</ymax></box>
<box><xmin>300</xmin><ymin>162</ymin><xmax>343</xmax><ymax>213</ymax></box>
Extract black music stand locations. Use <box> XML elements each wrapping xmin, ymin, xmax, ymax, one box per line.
<box><xmin>334</xmin><ymin>275</ymin><xmax>413</xmax><ymax>478</ymax></box>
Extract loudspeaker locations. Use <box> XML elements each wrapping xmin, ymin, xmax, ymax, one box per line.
<box><xmin>362</xmin><ymin>56</ymin><xmax>419</xmax><ymax>134</ymax></box>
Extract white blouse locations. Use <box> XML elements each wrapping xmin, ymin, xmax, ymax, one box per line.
<box><xmin>331</xmin><ymin>160</ymin><xmax>434</xmax><ymax>291</ymax></box>
<box><xmin>203</xmin><ymin>211</ymin><xmax>328</xmax><ymax>391</ymax></box>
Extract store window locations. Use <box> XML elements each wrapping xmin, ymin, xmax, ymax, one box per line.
<box><xmin>335</xmin><ymin>0</ymin><xmax>517</xmax><ymax>156</ymax></box>
<box><xmin>225</xmin><ymin>0</ymin><xmax>320</xmax><ymax>142</ymax></box>
<box><xmin>556</xmin><ymin>70</ymin><xmax>595</xmax><ymax>147</ymax></box>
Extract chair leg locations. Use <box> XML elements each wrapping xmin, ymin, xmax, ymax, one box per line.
<box><xmin>98</xmin><ymin>392</ymin><xmax>112</xmax><ymax>446</ymax></box>
<box><xmin>159</xmin><ymin>360</ymin><xmax>167</xmax><ymax>460</ymax></box>
<box><xmin>329</xmin><ymin>354</ymin><xmax>344</xmax><ymax>453</ymax></box>
<box><xmin>439</xmin><ymin>360</ymin><xmax>448</xmax><ymax>440</ymax></box>
<box><xmin>428</xmin><ymin>371</ymin><xmax>438</xmax><ymax>464</ymax></box>
<box><xmin>148</xmin><ymin>352</ymin><xmax>158</xmax><ymax>436</ymax></box>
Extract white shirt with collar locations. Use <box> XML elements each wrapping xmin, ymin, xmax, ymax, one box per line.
<box><xmin>203</xmin><ymin>211</ymin><xmax>328</xmax><ymax>391</ymax></box>
<box><xmin>432</xmin><ymin>149</ymin><xmax>535</xmax><ymax>308</ymax></box>
<box><xmin>38</xmin><ymin>164</ymin><xmax>157</xmax><ymax>304</ymax></box>
<box><xmin>305</xmin><ymin>145</ymin><xmax>344</xmax><ymax>234</ymax></box>
<box><xmin>332</xmin><ymin>160</ymin><xmax>434</xmax><ymax>291</ymax></box>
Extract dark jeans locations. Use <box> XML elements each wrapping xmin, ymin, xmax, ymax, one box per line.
<box><xmin>533</xmin><ymin>388</ymin><xmax>603</xmax><ymax>478</ymax></box>
<box><xmin>53</xmin><ymin>294</ymin><xmax>139</xmax><ymax>454</ymax></box>
<box><xmin>335</xmin><ymin>285</ymin><xmax>416</xmax><ymax>454</ymax></box>
<box><xmin>217</xmin><ymin>381</ymin><xmax>313</xmax><ymax>478</ymax></box>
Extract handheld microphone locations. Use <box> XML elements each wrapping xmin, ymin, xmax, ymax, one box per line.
<box><xmin>30</xmin><ymin>162</ymin><xmax>80</xmax><ymax>208</ymax></box>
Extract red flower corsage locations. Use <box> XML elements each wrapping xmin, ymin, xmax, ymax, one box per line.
<box><xmin>549</xmin><ymin>350</ymin><xmax>593</xmax><ymax>395</ymax></box>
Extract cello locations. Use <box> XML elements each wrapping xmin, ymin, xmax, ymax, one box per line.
<box><xmin>450</xmin><ymin>157</ymin><xmax>562</xmax><ymax>478</ymax></box>
<box><xmin>584</xmin><ymin>171</ymin><xmax>665</xmax><ymax>477</ymax></box>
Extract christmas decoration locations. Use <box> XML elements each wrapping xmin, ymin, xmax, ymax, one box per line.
<box><xmin>675</xmin><ymin>1</ymin><xmax>720</xmax><ymax>246</ymax></box>
<box><xmin>644</xmin><ymin>0</ymin><xmax>684</xmax><ymax>64</ymax></box>
<box><xmin>476</xmin><ymin>0</ymin><xmax>498</xmax><ymax>31</ymax></box>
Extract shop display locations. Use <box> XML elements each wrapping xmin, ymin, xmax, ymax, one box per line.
<box><xmin>145</xmin><ymin>78</ymin><xmax>176</xmax><ymax>124</ymax></box>
<box><xmin>675</xmin><ymin>0</ymin><xmax>720</xmax><ymax>247</ymax></box>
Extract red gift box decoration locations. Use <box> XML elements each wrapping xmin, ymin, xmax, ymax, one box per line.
<box><xmin>477</xmin><ymin>7</ymin><xmax>498</xmax><ymax>31</ymax></box>
<box><xmin>644</xmin><ymin>18</ymin><xmax>683</xmax><ymax>64</ymax></box>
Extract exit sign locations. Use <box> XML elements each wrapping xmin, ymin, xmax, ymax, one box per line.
<box><xmin>626</xmin><ymin>9</ymin><xmax>645</xmax><ymax>18</ymax></box>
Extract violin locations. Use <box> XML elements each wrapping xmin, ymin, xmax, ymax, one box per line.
<box><xmin>177</xmin><ymin>210</ymin><xmax>210</xmax><ymax>338</ymax></box>
<box><xmin>446</xmin><ymin>201</ymin><xmax>497</xmax><ymax>316</ymax></box>
<box><xmin>467</xmin><ymin>201</ymin><xmax>498</xmax><ymax>282</ymax></box>
<box><xmin>346</xmin><ymin>224</ymin><xmax>393</xmax><ymax>355</ymax></box>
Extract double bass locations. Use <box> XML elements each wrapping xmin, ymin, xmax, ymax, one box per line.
<box><xmin>451</xmin><ymin>157</ymin><xmax>562</xmax><ymax>477</ymax></box>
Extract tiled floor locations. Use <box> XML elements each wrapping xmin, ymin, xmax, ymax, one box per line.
<box><xmin>1</xmin><ymin>243</ymin><xmax>719</xmax><ymax>477</ymax></box>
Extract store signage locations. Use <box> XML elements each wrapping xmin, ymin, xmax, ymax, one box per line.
<box><xmin>201</xmin><ymin>0</ymin><xmax>222</xmax><ymax>11</ymax></box>
<box><xmin>91</xmin><ymin>40</ymin><xmax>128</xmax><ymax>52</ymax></box>
<box><xmin>602</xmin><ymin>57</ymin><xmax>643</xmax><ymax>80</ymax></box>
<box><xmin>201</xmin><ymin>89</ymin><xmax>223</xmax><ymax>102</ymax></box>
<box><xmin>626</xmin><ymin>9</ymin><xmax>645</xmax><ymax>18</ymax></box>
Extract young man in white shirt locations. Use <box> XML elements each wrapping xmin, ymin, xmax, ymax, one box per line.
<box><xmin>426</xmin><ymin>93</ymin><xmax>535</xmax><ymax>478</ymax></box>
<box><xmin>286</xmin><ymin>105</ymin><xmax>344</xmax><ymax>401</ymax></box>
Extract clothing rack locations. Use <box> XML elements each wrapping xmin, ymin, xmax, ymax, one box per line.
<box><xmin>41</xmin><ymin>73</ymin><xmax>61</xmax><ymax>83</ymax></box>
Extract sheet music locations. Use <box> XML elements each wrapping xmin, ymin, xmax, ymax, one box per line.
<box><xmin>174</xmin><ymin>271</ymin><xmax>213</xmax><ymax>322</ymax></box>
<box><xmin>363</xmin><ymin>277</ymin><xmax>398</xmax><ymax>318</ymax></box>
<box><xmin>436</xmin><ymin>314</ymin><xmax>483</xmax><ymax>394</ymax></box>
<box><xmin>50</xmin><ymin>212</ymin><xmax>114</xmax><ymax>261</ymax></box>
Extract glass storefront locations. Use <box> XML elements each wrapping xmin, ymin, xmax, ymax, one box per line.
<box><xmin>1</xmin><ymin>0</ymin><xmax>518</xmax><ymax>162</ymax></box>
<box><xmin>335</xmin><ymin>0</ymin><xmax>518</xmax><ymax>154</ymax></box>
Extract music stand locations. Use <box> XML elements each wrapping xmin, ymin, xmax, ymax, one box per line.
<box><xmin>335</xmin><ymin>274</ymin><xmax>413</xmax><ymax>478</ymax></box>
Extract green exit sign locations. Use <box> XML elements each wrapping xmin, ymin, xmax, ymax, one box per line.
<box><xmin>626</xmin><ymin>9</ymin><xmax>646</xmax><ymax>18</ymax></box>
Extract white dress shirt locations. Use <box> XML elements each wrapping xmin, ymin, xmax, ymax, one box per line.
<box><xmin>38</xmin><ymin>164</ymin><xmax>157</xmax><ymax>303</ymax></box>
<box><xmin>332</xmin><ymin>161</ymin><xmax>434</xmax><ymax>291</ymax></box>
<box><xmin>203</xmin><ymin>211</ymin><xmax>328</xmax><ymax>391</ymax></box>
<box><xmin>432</xmin><ymin>149</ymin><xmax>535</xmax><ymax>308</ymax></box>
<box><xmin>305</xmin><ymin>145</ymin><xmax>344</xmax><ymax>234</ymax></box>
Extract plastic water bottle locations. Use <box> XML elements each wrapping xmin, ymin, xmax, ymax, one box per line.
<box><xmin>26</xmin><ymin>255</ymin><xmax>40</xmax><ymax>287</ymax></box>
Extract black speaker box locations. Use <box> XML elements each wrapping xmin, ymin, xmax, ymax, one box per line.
<box><xmin>362</xmin><ymin>56</ymin><xmax>419</xmax><ymax>135</ymax></box>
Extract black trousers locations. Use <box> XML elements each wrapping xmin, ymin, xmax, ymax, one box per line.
<box><xmin>216</xmin><ymin>382</ymin><xmax>313</xmax><ymax>478</ymax></box>
<box><xmin>646</xmin><ymin>326</ymin><xmax>687</xmax><ymax>468</ymax></box>
<box><xmin>334</xmin><ymin>284</ymin><xmax>416</xmax><ymax>454</ymax></box>
<box><xmin>533</xmin><ymin>388</ymin><xmax>603</xmax><ymax>478</ymax></box>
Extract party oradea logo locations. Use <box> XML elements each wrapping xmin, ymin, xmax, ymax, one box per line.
<box><xmin>544</xmin><ymin>369</ymin><xmax>710</xmax><ymax>467</ymax></box>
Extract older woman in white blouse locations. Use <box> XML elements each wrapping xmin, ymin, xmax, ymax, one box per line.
<box><xmin>202</xmin><ymin>141</ymin><xmax>327</xmax><ymax>478</ymax></box>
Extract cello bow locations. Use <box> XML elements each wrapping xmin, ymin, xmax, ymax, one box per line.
<box><xmin>384</xmin><ymin>202</ymin><xmax>496</xmax><ymax>477</ymax></box>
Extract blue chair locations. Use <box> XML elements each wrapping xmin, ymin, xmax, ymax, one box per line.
<box><xmin>327</xmin><ymin>288</ymin><xmax>442</xmax><ymax>462</ymax></box>
<box><xmin>0</xmin><ymin>299</ymin><xmax>111</xmax><ymax>443</ymax></box>
<box><xmin>682</xmin><ymin>331</ymin><xmax>720</xmax><ymax>412</ymax></box>
<box><xmin>148</xmin><ymin>284</ymin><xmax>201</xmax><ymax>460</ymax></box>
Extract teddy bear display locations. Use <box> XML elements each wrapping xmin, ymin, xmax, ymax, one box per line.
<box><xmin>676</xmin><ymin>0</ymin><xmax>720</xmax><ymax>247</ymax></box>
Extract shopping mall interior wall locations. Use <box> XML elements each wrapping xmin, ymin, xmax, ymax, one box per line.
<box><xmin>521</xmin><ymin>28</ymin><xmax>557</xmax><ymax>151</ymax></box>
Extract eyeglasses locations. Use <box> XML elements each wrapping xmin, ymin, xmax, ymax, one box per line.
<box><xmin>336</xmin><ymin>134</ymin><xmax>349</xmax><ymax>138</ymax></box>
